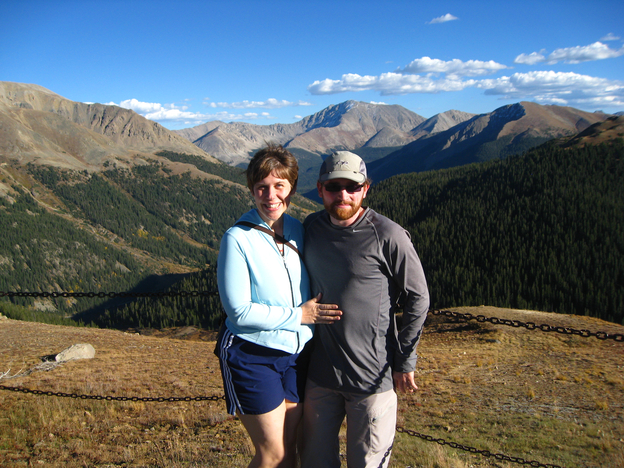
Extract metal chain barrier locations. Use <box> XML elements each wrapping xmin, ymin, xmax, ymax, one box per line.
<box><xmin>0</xmin><ymin>290</ymin><xmax>219</xmax><ymax>299</ymax></box>
<box><xmin>395</xmin><ymin>426</ymin><xmax>564</xmax><ymax>468</ymax></box>
<box><xmin>432</xmin><ymin>309</ymin><xmax>624</xmax><ymax>342</ymax></box>
<box><xmin>3</xmin><ymin>293</ymin><xmax>619</xmax><ymax>467</ymax></box>
<box><xmin>0</xmin><ymin>384</ymin><xmax>224</xmax><ymax>402</ymax></box>
<box><xmin>377</xmin><ymin>440</ymin><xmax>393</xmax><ymax>468</ymax></box>
<box><xmin>1</xmin><ymin>384</ymin><xmax>564</xmax><ymax>468</ymax></box>
<box><xmin>1</xmin><ymin>290</ymin><xmax>622</xmax><ymax>342</ymax></box>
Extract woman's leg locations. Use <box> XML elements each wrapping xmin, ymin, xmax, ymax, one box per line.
<box><xmin>239</xmin><ymin>400</ymin><xmax>291</xmax><ymax>468</ymax></box>
<box><xmin>283</xmin><ymin>400</ymin><xmax>303</xmax><ymax>467</ymax></box>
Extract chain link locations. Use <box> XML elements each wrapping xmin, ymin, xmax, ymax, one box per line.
<box><xmin>0</xmin><ymin>293</ymin><xmax>615</xmax><ymax>467</ymax></box>
<box><xmin>0</xmin><ymin>383</ymin><xmax>564</xmax><ymax>467</ymax></box>
<box><xmin>0</xmin><ymin>290</ymin><xmax>219</xmax><ymax>299</ymax></box>
<box><xmin>433</xmin><ymin>309</ymin><xmax>624</xmax><ymax>342</ymax></box>
<box><xmin>2</xmin><ymin>291</ymin><xmax>622</xmax><ymax>342</ymax></box>
<box><xmin>396</xmin><ymin>426</ymin><xmax>565</xmax><ymax>468</ymax></box>
<box><xmin>0</xmin><ymin>384</ymin><xmax>225</xmax><ymax>402</ymax></box>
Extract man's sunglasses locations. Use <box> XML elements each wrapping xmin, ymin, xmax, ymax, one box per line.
<box><xmin>323</xmin><ymin>183</ymin><xmax>365</xmax><ymax>193</ymax></box>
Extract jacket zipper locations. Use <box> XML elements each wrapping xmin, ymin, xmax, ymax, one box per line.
<box><xmin>276</xmin><ymin>238</ymin><xmax>300</xmax><ymax>351</ymax></box>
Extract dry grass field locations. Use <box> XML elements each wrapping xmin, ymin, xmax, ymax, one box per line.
<box><xmin>1</xmin><ymin>306</ymin><xmax>623</xmax><ymax>468</ymax></box>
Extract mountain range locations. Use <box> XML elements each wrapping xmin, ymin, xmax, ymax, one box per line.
<box><xmin>1</xmin><ymin>80</ymin><xmax>622</xmax><ymax>327</ymax></box>
<box><xmin>366</xmin><ymin>101</ymin><xmax>610</xmax><ymax>182</ymax></box>
<box><xmin>174</xmin><ymin>101</ymin><xmax>448</xmax><ymax>166</ymax></box>
<box><xmin>1</xmin><ymin>81</ymin><xmax>613</xmax><ymax>194</ymax></box>
<box><xmin>172</xmin><ymin>95</ymin><xmax>611</xmax><ymax>194</ymax></box>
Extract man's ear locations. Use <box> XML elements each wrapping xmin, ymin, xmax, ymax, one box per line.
<box><xmin>362</xmin><ymin>183</ymin><xmax>371</xmax><ymax>199</ymax></box>
<box><xmin>317</xmin><ymin>181</ymin><xmax>323</xmax><ymax>198</ymax></box>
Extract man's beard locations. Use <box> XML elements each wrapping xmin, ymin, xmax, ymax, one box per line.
<box><xmin>324</xmin><ymin>199</ymin><xmax>362</xmax><ymax>221</ymax></box>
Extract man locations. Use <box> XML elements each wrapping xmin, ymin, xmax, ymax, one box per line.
<box><xmin>301</xmin><ymin>151</ymin><xmax>430</xmax><ymax>468</ymax></box>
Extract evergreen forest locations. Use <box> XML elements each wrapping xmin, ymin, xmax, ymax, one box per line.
<box><xmin>367</xmin><ymin>138</ymin><xmax>624</xmax><ymax>324</ymax></box>
<box><xmin>0</xmin><ymin>153</ymin><xmax>317</xmax><ymax>327</ymax></box>
<box><xmin>0</xmin><ymin>190</ymin><xmax>150</xmax><ymax>313</ymax></box>
<box><xmin>1</xmin><ymin>140</ymin><xmax>622</xmax><ymax>329</ymax></box>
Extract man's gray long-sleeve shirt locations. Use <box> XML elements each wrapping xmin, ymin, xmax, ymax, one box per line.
<box><xmin>303</xmin><ymin>207</ymin><xmax>430</xmax><ymax>394</ymax></box>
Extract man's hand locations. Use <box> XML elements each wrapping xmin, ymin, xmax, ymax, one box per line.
<box><xmin>393</xmin><ymin>371</ymin><xmax>418</xmax><ymax>393</ymax></box>
<box><xmin>301</xmin><ymin>293</ymin><xmax>342</xmax><ymax>324</ymax></box>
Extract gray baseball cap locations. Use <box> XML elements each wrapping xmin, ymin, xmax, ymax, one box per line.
<box><xmin>319</xmin><ymin>151</ymin><xmax>367</xmax><ymax>183</ymax></box>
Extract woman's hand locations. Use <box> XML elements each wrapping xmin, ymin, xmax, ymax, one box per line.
<box><xmin>301</xmin><ymin>293</ymin><xmax>342</xmax><ymax>324</ymax></box>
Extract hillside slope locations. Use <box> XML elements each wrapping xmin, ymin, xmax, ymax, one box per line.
<box><xmin>368</xmin><ymin>102</ymin><xmax>610</xmax><ymax>182</ymax></box>
<box><xmin>1</xmin><ymin>308</ymin><xmax>622</xmax><ymax>467</ymax></box>
<box><xmin>560</xmin><ymin>114</ymin><xmax>624</xmax><ymax>147</ymax></box>
<box><xmin>0</xmin><ymin>81</ymin><xmax>217</xmax><ymax>170</ymax></box>
<box><xmin>367</xmin><ymin>131</ymin><xmax>624</xmax><ymax>323</ymax></box>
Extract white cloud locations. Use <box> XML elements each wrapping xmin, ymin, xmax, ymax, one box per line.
<box><xmin>308</xmin><ymin>57</ymin><xmax>624</xmax><ymax>112</ymax></box>
<box><xmin>207</xmin><ymin>98</ymin><xmax>312</xmax><ymax>109</ymax></box>
<box><xmin>308</xmin><ymin>56</ymin><xmax>504</xmax><ymax>96</ymax></box>
<box><xmin>428</xmin><ymin>13</ymin><xmax>458</xmax><ymax>24</ymax></box>
<box><xmin>119</xmin><ymin>98</ymin><xmax>164</xmax><ymax>114</ymax></box>
<box><xmin>513</xmin><ymin>51</ymin><xmax>547</xmax><ymax>66</ymax></box>
<box><xmin>548</xmin><ymin>42</ymin><xmax>624</xmax><ymax>64</ymax></box>
<box><xmin>110</xmin><ymin>99</ymin><xmax>277</xmax><ymax>125</ymax></box>
<box><xmin>514</xmin><ymin>42</ymin><xmax>624</xmax><ymax>65</ymax></box>
<box><xmin>398</xmin><ymin>57</ymin><xmax>508</xmax><ymax>77</ymax></box>
<box><xmin>116</xmin><ymin>99</ymin><xmax>207</xmax><ymax>123</ymax></box>
<box><xmin>308</xmin><ymin>72</ymin><xmax>476</xmax><ymax>96</ymax></box>
<box><xmin>478</xmin><ymin>71</ymin><xmax>624</xmax><ymax>109</ymax></box>
<box><xmin>601</xmin><ymin>33</ymin><xmax>621</xmax><ymax>42</ymax></box>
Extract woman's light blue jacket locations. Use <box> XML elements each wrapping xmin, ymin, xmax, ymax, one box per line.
<box><xmin>217</xmin><ymin>209</ymin><xmax>313</xmax><ymax>354</ymax></box>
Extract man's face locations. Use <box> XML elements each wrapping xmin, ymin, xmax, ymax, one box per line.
<box><xmin>317</xmin><ymin>178</ymin><xmax>370</xmax><ymax>225</ymax></box>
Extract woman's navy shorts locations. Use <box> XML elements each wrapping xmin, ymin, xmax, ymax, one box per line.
<box><xmin>215</xmin><ymin>326</ymin><xmax>311</xmax><ymax>415</ymax></box>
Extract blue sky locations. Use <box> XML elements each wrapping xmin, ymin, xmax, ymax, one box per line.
<box><xmin>3</xmin><ymin>0</ymin><xmax>623</xmax><ymax>130</ymax></box>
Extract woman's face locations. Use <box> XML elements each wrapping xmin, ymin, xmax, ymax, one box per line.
<box><xmin>252</xmin><ymin>171</ymin><xmax>293</xmax><ymax>228</ymax></box>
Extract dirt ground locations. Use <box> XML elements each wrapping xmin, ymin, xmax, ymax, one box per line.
<box><xmin>1</xmin><ymin>307</ymin><xmax>623</xmax><ymax>467</ymax></box>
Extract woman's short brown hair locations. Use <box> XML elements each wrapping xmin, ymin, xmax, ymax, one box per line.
<box><xmin>246</xmin><ymin>143</ymin><xmax>299</xmax><ymax>193</ymax></box>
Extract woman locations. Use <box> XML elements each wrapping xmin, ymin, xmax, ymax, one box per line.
<box><xmin>215</xmin><ymin>143</ymin><xmax>341</xmax><ymax>468</ymax></box>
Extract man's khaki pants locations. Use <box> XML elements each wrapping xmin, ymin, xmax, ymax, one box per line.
<box><xmin>301</xmin><ymin>380</ymin><xmax>397</xmax><ymax>468</ymax></box>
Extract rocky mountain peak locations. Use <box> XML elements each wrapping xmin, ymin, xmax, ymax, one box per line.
<box><xmin>0</xmin><ymin>81</ymin><xmax>215</xmax><ymax>170</ymax></box>
<box><xmin>174</xmin><ymin>100</ymin><xmax>428</xmax><ymax>165</ymax></box>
